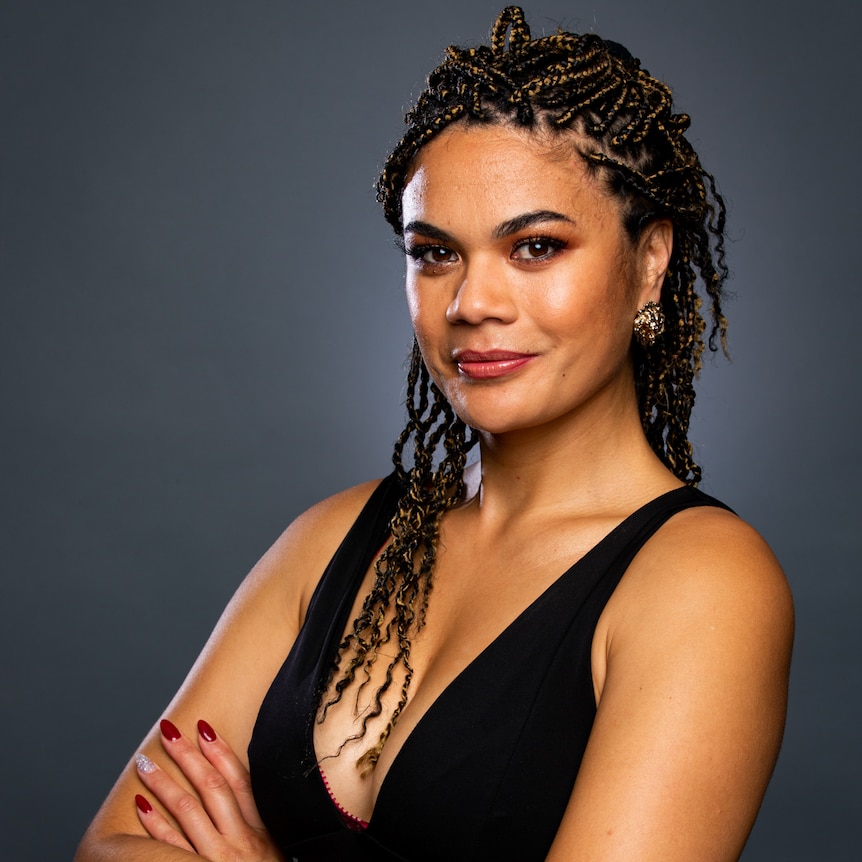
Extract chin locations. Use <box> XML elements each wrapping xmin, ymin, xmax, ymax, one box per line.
<box><xmin>440</xmin><ymin>390</ymin><xmax>530</xmax><ymax>434</ymax></box>
<box><xmin>449</xmin><ymin>404</ymin><xmax>548</xmax><ymax>437</ymax></box>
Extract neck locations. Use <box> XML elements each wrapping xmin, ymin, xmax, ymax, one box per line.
<box><xmin>467</xmin><ymin>390</ymin><xmax>680</xmax><ymax>521</ymax></box>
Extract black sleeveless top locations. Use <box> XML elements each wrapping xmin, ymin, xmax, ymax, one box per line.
<box><xmin>248</xmin><ymin>473</ymin><xmax>731</xmax><ymax>861</ymax></box>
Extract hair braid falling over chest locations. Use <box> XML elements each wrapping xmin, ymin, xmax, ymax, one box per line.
<box><xmin>317</xmin><ymin>5</ymin><xmax>728</xmax><ymax>775</ymax></box>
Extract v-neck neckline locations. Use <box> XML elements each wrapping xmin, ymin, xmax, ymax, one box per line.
<box><xmin>314</xmin><ymin>482</ymin><xmax>698</xmax><ymax>830</ymax></box>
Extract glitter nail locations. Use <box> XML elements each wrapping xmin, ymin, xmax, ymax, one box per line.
<box><xmin>135</xmin><ymin>753</ymin><xmax>157</xmax><ymax>774</ymax></box>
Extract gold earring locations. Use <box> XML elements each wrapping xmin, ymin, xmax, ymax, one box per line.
<box><xmin>633</xmin><ymin>301</ymin><xmax>665</xmax><ymax>348</ymax></box>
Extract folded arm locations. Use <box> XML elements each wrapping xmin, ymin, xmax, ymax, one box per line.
<box><xmin>74</xmin><ymin>479</ymin><xmax>382</xmax><ymax>862</ymax></box>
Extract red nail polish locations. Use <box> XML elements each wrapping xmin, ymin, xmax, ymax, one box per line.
<box><xmin>135</xmin><ymin>794</ymin><xmax>153</xmax><ymax>814</ymax></box>
<box><xmin>160</xmin><ymin>718</ymin><xmax>181</xmax><ymax>741</ymax></box>
<box><xmin>198</xmin><ymin>719</ymin><xmax>217</xmax><ymax>742</ymax></box>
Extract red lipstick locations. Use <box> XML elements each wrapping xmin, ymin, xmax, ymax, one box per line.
<box><xmin>453</xmin><ymin>350</ymin><xmax>536</xmax><ymax>380</ymax></box>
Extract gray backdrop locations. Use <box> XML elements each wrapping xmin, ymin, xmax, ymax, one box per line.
<box><xmin>2</xmin><ymin>1</ymin><xmax>859</xmax><ymax>859</ymax></box>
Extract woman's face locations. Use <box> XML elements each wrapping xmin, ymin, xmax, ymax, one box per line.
<box><xmin>401</xmin><ymin>123</ymin><xmax>671</xmax><ymax>437</ymax></box>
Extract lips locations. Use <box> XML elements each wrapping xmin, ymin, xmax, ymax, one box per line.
<box><xmin>453</xmin><ymin>349</ymin><xmax>537</xmax><ymax>380</ymax></box>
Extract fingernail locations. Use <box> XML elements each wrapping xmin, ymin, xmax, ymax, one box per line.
<box><xmin>198</xmin><ymin>719</ymin><xmax>217</xmax><ymax>742</ymax></box>
<box><xmin>135</xmin><ymin>753</ymin><xmax>157</xmax><ymax>774</ymax></box>
<box><xmin>160</xmin><ymin>718</ymin><xmax>181</xmax><ymax>741</ymax></box>
<box><xmin>135</xmin><ymin>794</ymin><xmax>153</xmax><ymax>814</ymax></box>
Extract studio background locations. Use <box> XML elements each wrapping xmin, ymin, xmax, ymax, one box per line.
<box><xmin>2</xmin><ymin>1</ymin><xmax>858</xmax><ymax>859</ymax></box>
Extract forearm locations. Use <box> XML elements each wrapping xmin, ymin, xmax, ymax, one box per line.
<box><xmin>74</xmin><ymin>831</ymin><xmax>199</xmax><ymax>862</ymax></box>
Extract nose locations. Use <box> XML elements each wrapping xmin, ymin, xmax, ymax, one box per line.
<box><xmin>445</xmin><ymin>259</ymin><xmax>517</xmax><ymax>325</ymax></box>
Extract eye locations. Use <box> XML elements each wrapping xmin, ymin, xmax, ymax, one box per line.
<box><xmin>405</xmin><ymin>243</ymin><xmax>459</xmax><ymax>267</ymax></box>
<box><xmin>511</xmin><ymin>237</ymin><xmax>565</xmax><ymax>262</ymax></box>
<box><xmin>421</xmin><ymin>246</ymin><xmax>457</xmax><ymax>264</ymax></box>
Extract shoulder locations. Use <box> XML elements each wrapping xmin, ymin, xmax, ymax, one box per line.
<box><xmin>160</xmin><ymin>476</ymin><xmax>389</xmax><ymax>753</ymax></box>
<box><xmin>594</xmin><ymin>499</ymin><xmax>794</xmax><ymax>701</ymax></box>
<box><xmin>274</xmin><ymin>476</ymin><xmax>387</xmax><ymax>564</ymax></box>
<box><xmin>551</xmin><ymin>501</ymin><xmax>794</xmax><ymax>859</ymax></box>
<box><xmin>74</xmin><ymin>477</ymin><xmax>391</xmax><ymax>847</ymax></box>
<box><xmin>628</xmin><ymin>499</ymin><xmax>791</xmax><ymax>619</ymax></box>
<box><xmin>197</xmin><ymin>476</ymin><xmax>389</xmax><ymax>662</ymax></box>
<box><xmin>186</xmin><ymin>475</ymin><xmax>390</xmax><ymax>663</ymax></box>
<box><xmin>253</xmin><ymin>476</ymin><xmax>389</xmax><ymax>620</ymax></box>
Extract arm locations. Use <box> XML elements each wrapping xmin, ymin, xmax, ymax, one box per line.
<box><xmin>547</xmin><ymin>507</ymin><xmax>794</xmax><ymax>862</ymax></box>
<box><xmin>75</xmin><ymin>479</ymin><xmax>382</xmax><ymax>862</ymax></box>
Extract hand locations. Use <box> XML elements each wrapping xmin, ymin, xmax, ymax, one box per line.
<box><xmin>134</xmin><ymin>718</ymin><xmax>285</xmax><ymax>862</ymax></box>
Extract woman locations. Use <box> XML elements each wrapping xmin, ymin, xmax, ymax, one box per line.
<box><xmin>76</xmin><ymin>7</ymin><xmax>793</xmax><ymax>861</ymax></box>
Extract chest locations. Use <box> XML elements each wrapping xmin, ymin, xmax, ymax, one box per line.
<box><xmin>310</xmin><ymin>514</ymin><xmax>617</xmax><ymax>820</ymax></box>
<box><xmin>249</xmin><ymin>518</ymin><xmax>619</xmax><ymax>858</ymax></box>
<box><xmin>247</xmin><ymin>478</ymin><xmax>708</xmax><ymax>857</ymax></box>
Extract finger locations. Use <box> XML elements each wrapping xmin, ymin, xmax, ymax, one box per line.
<box><xmin>135</xmin><ymin>748</ymin><xmax>224</xmax><ymax>854</ymax></box>
<box><xmin>157</xmin><ymin>719</ymin><xmax>252</xmax><ymax>839</ymax></box>
<box><xmin>134</xmin><ymin>790</ymin><xmax>196</xmax><ymax>853</ymax></box>
<box><xmin>197</xmin><ymin>719</ymin><xmax>267</xmax><ymax>831</ymax></box>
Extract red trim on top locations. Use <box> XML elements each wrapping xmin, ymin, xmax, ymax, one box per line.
<box><xmin>318</xmin><ymin>765</ymin><xmax>369</xmax><ymax>832</ymax></box>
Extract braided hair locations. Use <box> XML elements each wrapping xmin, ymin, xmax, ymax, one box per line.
<box><xmin>319</xmin><ymin>5</ymin><xmax>728</xmax><ymax>774</ymax></box>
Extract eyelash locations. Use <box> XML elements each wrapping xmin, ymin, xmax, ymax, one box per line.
<box><xmin>511</xmin><ymin>236</ymin><xmax>566</xmax><ymax>262</ymax></box>
<box><xmin>400</xmin><ymin>235</ymin><xmax>568</xmax><ymax>270</ymax></box>
<box><xmin>404</xmin><ymin>244</ymin><xmax>456</xmax><ymax>265</ymax></box>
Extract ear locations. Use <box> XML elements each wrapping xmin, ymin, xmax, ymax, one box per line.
<box><xmin>636</xmin><ymin>219</ymin><xmax>673</xmax><ymax>306</ymax></box>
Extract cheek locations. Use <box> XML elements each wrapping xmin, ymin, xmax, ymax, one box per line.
<box><xmin>536</xmin><ymin>282</ymin><xmax>584</xmax><ymax>316</ymax></box>
<box><xmin>533</xmin><ymin>270</ymin><xmax>637</xmax><ymax>351</ymax></box>
<box><xmin>405</xmin><ymin>280</ymin><xmax>426</xmax><ymax>334</ymax></box>
<box><xmin>404</xmin><ymin>285</ymin><xmax>450</xmax><ymax>381</ymax></box>
<box><xmin>405</xmin><ymin>276</ymin><xmax>448</xmax><ymax>335</ymax></box>
<box><xmin>529</xmin><ymin>278</ymin><xmax>597</xmax><ymax>328</ymax></box>
<box><xmin>405</xmin><ymin>287</ymin><xmax>443</xmax><ymax>377</ymax></box>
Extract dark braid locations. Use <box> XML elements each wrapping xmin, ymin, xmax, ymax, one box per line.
<box><xmin>317</xmin><ymin>340</ymin><xmax>476</xmax><ymax>775</ymax></box>
<box><xmin>378</xmin><ymin>5</ymin><xmax>728</xmax><ymax>482</ymax></box>
<box><xmin>322</xmin><ymin>5</ymin><xmax>727</xmax><ymax>772</ymax></box>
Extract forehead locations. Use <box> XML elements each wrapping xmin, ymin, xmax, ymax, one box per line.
<box><xmin>401</xmin><ymin>123</ymin><xmax>618</xmax><ymax>229</ymax></box>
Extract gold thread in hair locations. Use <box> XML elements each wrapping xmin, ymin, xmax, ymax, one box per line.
<box><xmin>325</xmin><ymin>5</ymin><xmax>729</xmax><ymax>772</ymax></box>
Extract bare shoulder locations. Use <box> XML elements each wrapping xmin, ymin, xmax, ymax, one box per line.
<box><xmin>155</xmin><ymin>473</ymin><xmax>388</xmax><ymax>728</ymax></box>
<box><xmin>76</xmin><ymin>477</ymin><xmax>387</xmax><ymax>851</ymax></box>
<box><xmin>552</xmin><ymin>503</ymin><xmax>795</xmax><ymax>861</ymax></box>
<box><xmin>189</xmin><ymin>476</ymin><xmax>386</xmax><ymax>656</ymax></box>
<box><xmin>596</xmin><ymin>502</ymin><xmax>794</xmax><ymax>693</ymax></box>
<box><xmin>630</xmin><ymin>502</ymin><xmax>789</xmax><ymax>619</ymax></box>
<box><xmin>647</xmin><ymin>500</ymin><xmax>785</xmax><ymax>578</ymax></box>
<box><xmin>285</xmin><ymin>475</ymin><xmax>386</xmax><ymax>542</ymax></box>
<box><xmin>255</xmin><ymin>476</ymin><xmax>387</xmax><ymax>618</ymax></box>
<box><xmin>184</xmin><ymin>473</ymin><xmax>387</xmax><ymax>687</ymax></box>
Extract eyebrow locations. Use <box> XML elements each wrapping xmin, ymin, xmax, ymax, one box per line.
<box><xmin>493</xmin><ymin>210</ymin><xmax>574</xmax><ymax>238</ymax></box>
<box><xmin>402</xmin><ymin>221</ymin><xmax>455</xmax><ymax>244</ymax></box>
<box><xmin>403</xmin><ymin>210</ymin><xmax>574</xmax><ymax>244</ymax></box>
